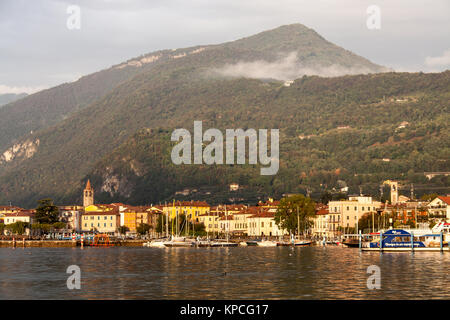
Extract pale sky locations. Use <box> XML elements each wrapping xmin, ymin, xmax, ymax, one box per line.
<box><xmin>0</xmin><ymin>0</ymin><xmax>449</xmax><ymax>94</ymax></box>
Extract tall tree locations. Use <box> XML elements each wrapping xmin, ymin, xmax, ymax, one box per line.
<box><xmin>274</xmin><ymin>194</ymin><xmax>315</xmax><ymax>235</ymax></box>
<box><xmin>35</xmin><ymin>199</ymin><xmax>59</xmax><ymax>224</ymax></box>
<box><xmin>136</xmin><ymin>223</ymin><xmax>151</xmax><ymax>235</ymax></box>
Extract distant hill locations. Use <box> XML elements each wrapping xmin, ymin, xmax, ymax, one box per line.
<box><xmin>1</xmin><ymin>23</ymin><xmax>446</xmax><ymax>208</ymax></box>
<box><xmin>0</xmin><ymin>93</ymin><xmax>27</xmax><ymax>107</ymax></box>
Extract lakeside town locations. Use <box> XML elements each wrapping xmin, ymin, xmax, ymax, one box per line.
<box><xmin>0</xmin><ymin>178</ymin><xmax>449</xmax><ymax>248</ymax></box>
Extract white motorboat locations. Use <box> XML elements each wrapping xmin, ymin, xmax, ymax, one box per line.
<box><xmin>163</xmin><ymin>236</ymin><xmax>194</xmax><ymax>247</ymax></box>
<box><xmin>257</xmin><ymin>240</ymin><xmax>278</xmax><ymax>247</ymax></box>
<box><xmin>210</xmin><ymin>239</ymin><xmax>238</xmax><ymax>247</ymax></box>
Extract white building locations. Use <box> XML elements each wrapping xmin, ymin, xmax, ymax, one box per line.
<box><xmin>3</xmin><ymin>210</ymin><xmax>35</xmax><ymax>225</ymax></box>
<box><xmin>247</xmin><ymin>210</ymin><xmax>286</xmax><ymax>237</ymax></box>
<box><xmin>428</xmin><ymin>196</ymin><xmax>450</xmax><ymax>221</ymax></box>
<box><xmin>328</xmin><ymin>195</ymin><xmax>382</xmax><ymax>232</ymax></box>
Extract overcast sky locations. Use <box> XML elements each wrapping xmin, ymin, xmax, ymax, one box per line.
<box><xmin>0</xmin><ymin>0</ymin><xmax>449</xmax><ymax>94</ymax></box>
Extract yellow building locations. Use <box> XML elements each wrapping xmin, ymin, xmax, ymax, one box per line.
<box><xmin>81</xmin><ymin>211</ymin><xmax>120</xmax><ymax>233</ymax></box>
<box><xmin>328</xmin><ymin>195</ymin><xmax>381</xmax><ymax>232</ymax></box>
<box><xmin>198</xmin><ymin>212</ymin><xmax>222</xmax><ymax>234</ymax></box>
<box><xmin>121</xmin><ymin>206</ymin><xmax>162</xmax><ymax>233</ymax></box>
<box><xmin>123</xmin><ymin>210</ymin><xmax>137</xmax><ymax>232</ymax></box>
<box><xmin>162</xmin><ymin>201</ymin><xmax>210</xmax><ymax>222</ymax></box>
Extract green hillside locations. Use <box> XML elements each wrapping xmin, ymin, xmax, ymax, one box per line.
<box><xmin>0</xmin><ymin>24</ymin><xmax>447</xmax><ymax>208</ymax></box>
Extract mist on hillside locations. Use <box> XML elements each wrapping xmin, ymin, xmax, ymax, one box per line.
<box><xmin>211</xmin><ymin>52</ymin><xmax>388</xmax><ymax>80</ymax></box>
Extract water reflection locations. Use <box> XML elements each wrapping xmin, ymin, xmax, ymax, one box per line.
<box><xmin>0</xmin><ymin>247</ymin><xmax>448</xmax><ymax>299</ymax></box>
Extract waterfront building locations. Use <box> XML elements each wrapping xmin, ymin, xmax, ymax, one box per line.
<box><xmin>58</xmin><ymin>206</ymin><xmax>83</xmax><ymax>232</ymax></box>
<box><xmin>162</xmin><ymin>200</ymin><xmax>210</xmax><ymax>222</ymax></box>
<box><xmin>247</xmin><ymin>209</ymin><xmax>286</xmax><ymax>237</ymax></box>
<box><xmin>122</xmin><ymin>206</ymin><xmax>162</xmax><ymax>233</ymax></box>
<box><xmin>81</xmin><ymin>209</ymin><xmax>120</xmax><ymax>234</ymax></box>
<box><xmin>427</xmin><ymin>196</ymin><xmax>450</xmax><ymax>221</ymax></box>
<box><xmin>231</xmin><ymin>207</ymin><xmax>255</xmax><ymax>236</ymax></box>
<box><xmin>3</xmin><ymin>210</ymin><xmax>35</xmax><ymax>225</ymax></box>
<box><xmin>198</xmin><ymin>212</ymin><xmax>222</xmax><ymax>234</ymax></box>
<box><xmin>219</xmin><ymin>214</ymin><xmax>235</xmax><ymax>235</ymax></box>
<box><xmin>327</xmin><ymin>195</ymin><xmax>382</xmax><ymax>233</ymax></box>
<box><xmin>311</xmin><ymin>205</ymin><xmax>330</xmax><ymax>238</ymax></box>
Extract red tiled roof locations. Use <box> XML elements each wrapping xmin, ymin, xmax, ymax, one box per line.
<box><xmin>4</xmin><ymin>210</ymin><xmax>35</xmax><ymax>217</ymax></box>
<box><xmin>82</xmin><ymin>210</ymin><xmax>119</xmax><ymax>216</ymax></box>
<box><xmin>219</xmin><ymin>215</ymin><xmax>234</xmax><ymax>220</ymax></box>
<box><xmin>249</xmin><ymin>211</ymin><xmax>275</xmax><ymax>218</ymax></box>
<box><xmin>438</xmin><ymin>196</ymin><xmax>450</xmax><ymax>205</ymax></box>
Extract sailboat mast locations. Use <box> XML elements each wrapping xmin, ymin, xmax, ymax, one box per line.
<box><xmin>225</xmin><ymin>205</ymin><xmax>229</xmax><ymax>242</ymax></box>
<box><xmin>165</xmin><ymin>202</ymin><xmax>169</xmax><ymax>237</ymax></box>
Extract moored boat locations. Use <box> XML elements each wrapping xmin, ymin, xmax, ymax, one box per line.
<box><xmin>293</xmin><ymin>240</ymin><xmax>312</xmax><ymax>246</ymax></box>
<box><xmin>362</xmin><ymin>229</ymin><xmax>449</xmax><ymax>252</ymax></box>
<box><xmin>256</xmin><ymin>240</ymin><xmax>278</xmax><ymax>247</ymax></box>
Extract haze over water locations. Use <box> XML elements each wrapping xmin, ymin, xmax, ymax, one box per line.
<box><xmin>0</xmin><ymin>247</ymin><xmax>448</xmax><ymax>299</ymax></box>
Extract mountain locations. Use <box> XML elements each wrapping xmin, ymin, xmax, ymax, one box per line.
<box><xmin>1</xmin><ymin>23</ymin><xmax>447</xmax><ymax>208</ymax></box>
<box><xmin>0</xmin><ymin>93</ymin><xmax>28</xmax><ymax>107</ymax></box>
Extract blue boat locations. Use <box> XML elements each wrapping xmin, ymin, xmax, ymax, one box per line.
<box><xmin>363</xmin><ymin>229</ymin><xmax>448</xmax><ymax>251</ymax></box>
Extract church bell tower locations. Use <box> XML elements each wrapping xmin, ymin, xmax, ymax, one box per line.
<box><xmin>83</xmin><ymin>180</ymin><xmax>94</xmax><ymax>207</ymax></box>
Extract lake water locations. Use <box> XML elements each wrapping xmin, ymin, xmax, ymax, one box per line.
<box><xmin>0</xmin><ymin>246</ymin><xmax>448</xmax><ymax>299</ymax></box>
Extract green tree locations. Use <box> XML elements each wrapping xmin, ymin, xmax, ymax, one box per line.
<box><xmin>35</xmin><ymin>199</ymin><xmax>59</xmax><ymax>224</ymax></box>
<box><xmin>136</xmin><ymin>223</ymin><xmax>151</xmax><ymax>235</ymax></box>
<box><xmin>274</xmin><ymin>194</ymin><xmax>315</xmax><ymax>235</ymax></box>
<box><xmin>52</xmin><ymin>222</ymin><xmax>66</xmax><ymax>230</ymax></box>
<box><xmin>118</xmin><ymin>226</ymin><xmax>129</xmax><ymax>235</ymax></box>
<box><xmin>6</xmin><ymin>221</ymin><xmax>29</xmax><ymax>235</ymax></box>
<box><xmin>420</xmin><ymin>193</ymin><xmax>439</xmax><ymax>201</ymax></box>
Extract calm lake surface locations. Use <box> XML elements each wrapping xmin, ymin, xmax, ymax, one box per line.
<box><xmin>0</xmin><ymin>246</ymin><xmax>448</xmax><ymax>299</ymax></box>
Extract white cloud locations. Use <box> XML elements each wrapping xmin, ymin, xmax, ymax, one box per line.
<box><xmin>0</xmin><ymin>85</ymin><xmax>48</xmax><ymax>95</ymax></box>
<box><xmin>425</xmin><ymin>50</ymin><xmax>450</xmax><ymax>67</ymax></box>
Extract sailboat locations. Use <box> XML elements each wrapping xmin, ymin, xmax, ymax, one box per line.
<box><xmin>210</xmin><ymin>205</ymin><xmax>238</xmax><ymax>247</ymax></box>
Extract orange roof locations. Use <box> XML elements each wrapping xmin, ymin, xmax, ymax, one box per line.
<box><xmin>438</xmin><ymin>196</ymin><xmax>450</xmax><ymax>205</ymax></box>
<box><xmin>219</xmin><ymin>215</ymin><xmax>234</xmax><ymax>220</ymax></box>
<box><xmin>315</xmin><ymin>204</ymin><xmax>329</xmax><ymax>215</ymax></box>
<box><xmin>85</xmin><ymin>180</ymin><xmax>92</xmax><ymax>190</ymax></box>
<box><xmin>249</xmin><ymin>211</ymin><xmax>275</xmax><ymax>218</ymax></box>
<box><xmin>4</xmin><ymin>210</ymin><xmax>35</xmax><ymax>217</ymax></box>
<box><xmin>82</xmin><ymin>212</ymin><xmax>119</xmax><ymax>216</ymax></box>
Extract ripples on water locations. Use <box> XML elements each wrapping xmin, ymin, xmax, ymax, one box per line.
<box><xmin>0</xmin><ymin>246</ymin><xmax>448</xmax><ymax>299</ymax></box>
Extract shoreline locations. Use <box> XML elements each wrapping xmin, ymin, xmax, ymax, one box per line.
<box><xmin>0</xmin><ymin>240</ymin><xmax>146</xmax><ymax>247</ymax></box>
